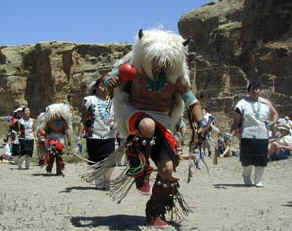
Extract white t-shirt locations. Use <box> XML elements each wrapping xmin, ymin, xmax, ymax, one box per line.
<box><xmin>277</xmin><ymin>135</ymin><xmax>292</xmax><ymax>146</ymax></box>
<box><xmin>19</xmin><ymin>118</ymin><xmax>34</xmax><ymax>140</ymax></box>
<box><xmin>235</xmin><ymin>96</ymin><xmax>271</xmax><ymax>139</ymax></box>
<box><xmin>83</xmin><ymin>95</ymin><xmax>115</xmax><ymax>139</ymax></box>
<box><xmin>203</xmin><ymin>112</ymin><xmax>212</xmax><ymax>122</ymax></box>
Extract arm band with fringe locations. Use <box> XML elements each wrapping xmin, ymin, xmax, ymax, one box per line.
<box><xmin>182</xmin><ymin>90</ymin><xmax>198</xmax><ymax>107</ymax></box>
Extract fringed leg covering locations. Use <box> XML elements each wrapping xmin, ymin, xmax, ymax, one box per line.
<box><xmin>146</xmin><ymin>175</ymin><xmax>191</xmax><ymax>225</ymax></box>
<box><xmin>46</xmin><ymin>155</ymin><xmax>54</xmax><ymax>173</ymax></box>
<box><xmin>56</xmin><ymin>154</ymin><xmax>65</xmax><ymax>175</ymax></box>
<box><xmin>109</xmin><ymin>136</ymin><xmax>154</xmax><ymax>202</ymax></box>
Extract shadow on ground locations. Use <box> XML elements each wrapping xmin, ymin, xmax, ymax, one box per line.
<box><xmin>71</xmin><ymin>214</ymin><xmax>146</xmax><ymax>230</ymax></box>
<box><xmin>60</xmin><ymin>186</ymin><xmax>97</xmax><ymax>193</ymax></box>
<box><xmin>31</xmin><ymin>173</ymin><xmax>59</xmax><ymax>177</ymax></box>
<box><xmin>213</xmin><ymin>184</ymin><xmax>250</xmax><ymax>189</ymax></box>
<box><xmin>71</xmin><ymin>214</ymin><xmax>186</xmax><ymax>231</ymax></box>
<box><xmin>282</xmin><ymin>201</ymin><xmax>292</xmax><ymax>208</ymax></box>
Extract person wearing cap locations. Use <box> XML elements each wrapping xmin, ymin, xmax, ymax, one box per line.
<box><xmin>8</xmin><ymin>107</ymin><xmax>24</xmax><ymax>163</ymax></box>
<box><xmin>77</xmin><ymin>78</ymin><xmax>116</xmax><ymax>190</ymax></box>
<box><xmin>268</xmin><ymin>124</ymin><xmax>292</xmax><ymax>161</ymax></box>
<box><xmin>230</xmin><ymin>81</ymin><xmax>278</xmax><ymax>187</ymax></box>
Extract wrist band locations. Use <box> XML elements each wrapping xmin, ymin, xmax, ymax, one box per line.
<box><xmin>104</xmin><ymin>76</ymin><xmax>112</xmax><ymax>88</ymax></box>
<box><xmin>182</xmin><ymin>90</ymin><xmax>198</xmax><ymax>106</ymax></box>
<box><xmin>198</xmin><ymin>120</ymin><xmax>208</xmax><ymax>128</ymax></box>
<box><xmin>104</xmin><ymin>69</ymin><xmax>119</xmax><ymax>87</ymax></box>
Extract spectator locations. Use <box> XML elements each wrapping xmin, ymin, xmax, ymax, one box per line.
<box><xmin>18</xmin><ymin>107</ymin><xmax>35</xmax><ymax>169</ymax></box>
<box><xmin>284</xmin><ymin>116</ymin><xmax>292</xmax><ymax>134</ymax></box>
<box><xmin>202</xmin><ymin>107</ymin><xmax>214</xmax><ymax>157</ymax></box>
<box><xmin>230</xmin><ymin>81</ymin><xmax>278</xmax><ymax>187</ymax></box>
<box><xmin>213</xmin><ymin>133</ymin><xmax>232</xmax><ymax>165</ymax></box>
<box><xmin>268</xmin><ymin>124</ymin><xmax>292</xmax><ymax>161</ymax></box>
<box><xmin>78</xmin><ymin>78</ymin><xmax>116</xmax><ymax>190</ymax></box>
<box><xmin>8</xmin><ymin>107</ymin><xmax>24</xmax><ymax>164</ymax></box>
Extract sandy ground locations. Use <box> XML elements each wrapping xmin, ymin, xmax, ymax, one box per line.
<box><xmin>0</xmin><ymin>150</ymin><xmax>291</xmax><ymax>231</ymax></box>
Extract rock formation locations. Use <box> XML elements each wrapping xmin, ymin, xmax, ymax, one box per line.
<box><xmin>179</xmin><ymin>0</ymin><xmax>292</xmax><ymax>127</ymax></box>
<box><xmin>0</xmin><ymin>0</ymin><xmax>291</xmax><ymax>133</ymax></box>
<box><xmin>0</xmin><ymin>42</ymin><xmax>130</xmax><ymax>118</ymax></box>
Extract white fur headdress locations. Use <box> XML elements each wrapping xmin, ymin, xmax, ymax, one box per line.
<box><xmin>115</xmin><ymin>29</ymin><xmax>190</xmax><ymax>86</ymax></box>
<box><xmin>34</xmin><ymin>112</ymin><xmax>45</xmax><ymax>133</ymax></box>
<box><xmin>38</xmin><ymin>103</ymin><xmax>73</xmax><ymax>133</ymax></box>
<box><xmin>113</xmin><ymin>29</ymin><xmax>191</xmax><ymax>136</ymax></box>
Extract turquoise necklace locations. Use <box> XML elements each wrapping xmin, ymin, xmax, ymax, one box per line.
<box><xmin>251</xmin><ymin>98</ymin><xmax>261</xmax><ymax>119</ymax></box>
<box><xmin>146</xmin><ymin>73</ymin><xmax>168</xmax><ymax>92</ymax></box>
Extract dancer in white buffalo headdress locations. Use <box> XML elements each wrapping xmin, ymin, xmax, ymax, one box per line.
<box><xmin>37</xmin><ymin>103</ymin><xmax>72</xmax><ymax>176</ymax></box>
<box><xmin>34</xmin><ymin>112</ymin><xmax>47</xmax><ymax>165</ymax></box>
<box><xmin>82</xmin><ymin>29</ymin><xmax>207</xmax><ymax>227</ymax></box>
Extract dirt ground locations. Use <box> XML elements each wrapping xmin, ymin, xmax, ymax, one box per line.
<box><xmin>0</xmin><ymin>148</ymin><xmax>291</xmax><ymax>231</ymax></box>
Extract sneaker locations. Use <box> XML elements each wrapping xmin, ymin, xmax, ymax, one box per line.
<box><xmin>255</xmin><ymin>182</ymin><xmax>264</xmax><ymax>188</ymax></box>
<box><xmin>137</xmin><ymin>182</ymin><xmax>151</xmax><ymax>195</ymax></box>
<box><xmin>149</xmin><ymin>218</ymin><xmax>168</xmax><ymax>227</ymax></box>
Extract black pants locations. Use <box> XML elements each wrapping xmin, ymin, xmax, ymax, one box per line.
<box><xmin>240</xmin><ymin>138</ymin><xmax>268</xmax><ymax>167</ymax></box>
<box><xmin>20</xmin><ymin>139</ymin><xmax>34</xmax><ymax>157</ymax></box>
<box><xmin>11</xmin><ymin>144</ymin><xmax>21</xmax><ymax>156</ymax></box>
<box><xmin>86</xmin><ymin>138</ymin><xmax>115</xmax><ymax>165</ymax></box>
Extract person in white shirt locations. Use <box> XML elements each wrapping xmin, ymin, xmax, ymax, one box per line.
<box><xmin>78</xmin><ymin>78</ymin><xmax>116</xmax><ymax>190</ymax></box>
<box><xmin>202</xmin><ymin>107</ymin><xmax>214</xmax><ymax>157</ymax></box>
<box><xmin>18</xmin><ymin>107</ymin><xmax>35</xmax><ymax>169</ymax></box>
<box><xmin>230</xmin><ymin>81</ymin><xmax>278</xmax><ymax>187</ymax></box>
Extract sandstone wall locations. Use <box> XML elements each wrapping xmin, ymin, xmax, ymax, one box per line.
<box><xmin>0</xmin><ymin>42</ymin><xmax>131</xmax><ymax>118</ymax></box>
<box><xmin>1</xmin><ymin>0</ymin><xmax>292</xmax><ymax>132</ymax></box>
<box><xmin>179</xmin><ymin>0</ymin><xmax>292</xmax><ymax>128</ymax></box>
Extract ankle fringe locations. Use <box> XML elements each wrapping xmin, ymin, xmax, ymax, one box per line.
<box><xmin>109</xmin><ymin>169</ymin><xmax>135</xmax><ymax>203</ymax></box>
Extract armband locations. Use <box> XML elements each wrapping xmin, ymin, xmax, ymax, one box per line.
<box><xmin>197</xmin><ymin>120</ymin><xmax>208</xmax><ymax>129</ymax></box>
<box><xmin>182</xmin><ymin>90</ymin><xmax>198</xmax><ymax>107</ymax></box>
<box><xmin>103</xmin><ymin>69</ymin><xmax>119</xmax><ymax>87</ymax></box>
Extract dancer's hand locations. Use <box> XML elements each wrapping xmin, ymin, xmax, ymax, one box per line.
<box><xmin>103</xmin><ymin>75</ymin><xmax>120</xmax><ymax>88</ymax></box>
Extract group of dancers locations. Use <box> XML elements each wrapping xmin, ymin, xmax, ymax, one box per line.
<box><xmin>1</xmin><ymin>28</ymin><xmax>281</xmax><ymax>228</ymax></box>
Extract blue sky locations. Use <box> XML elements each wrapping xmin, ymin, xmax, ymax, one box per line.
<box><xmin>1</xmin><ymin>1</ymin><xmax>212</xmax><ymax>45</ymax></box>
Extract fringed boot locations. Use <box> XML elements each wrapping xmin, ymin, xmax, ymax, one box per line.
<box><xmin>46</xmin><ymin>155</ymin><xmax>54</xmax><ymax>173</ymax></box>
<box><xmin>56</xmin><ymin>155</ymin><xmax>65</xmax><ymax>176</ymax></box>
<box><xmin>146</xmin><ymin>175</ymin><xmax>191</xmax><ymax>227</ymax></box>
<box><xmin>127</xmin><ymin>136</ymin><xmax>154</xmax><ymax>195</ymax></box>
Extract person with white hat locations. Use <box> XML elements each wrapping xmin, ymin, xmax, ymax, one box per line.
<box><xmin>8</xmin><ymin>106</ymin><xmax>24</xmax><ymax>164</ymax></box>
<box><xmin>268</xmin><ymin>124</ymin><xmax>292</xmax><ymax>161</ymax></box>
